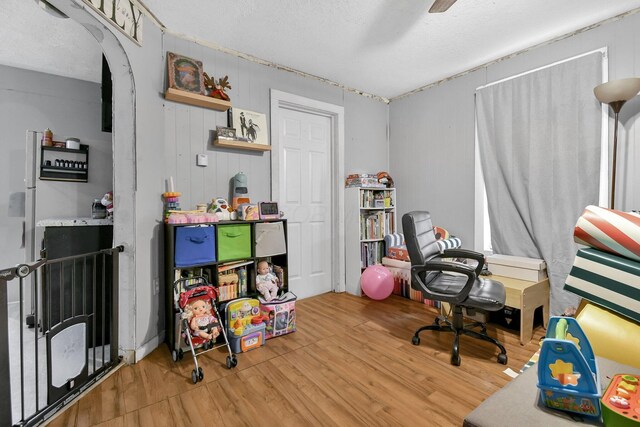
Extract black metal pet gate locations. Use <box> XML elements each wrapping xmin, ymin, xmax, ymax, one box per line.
<box><xmin>0</xmin><ymin>246</ymin><xmax>123</xmax><ymax>426</ymax></box>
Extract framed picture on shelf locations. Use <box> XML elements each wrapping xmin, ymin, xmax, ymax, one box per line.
<box><xmin>167</xmin><ymin>52</ymin><xmax>205</xmax><ymax>94</ymax></box>
<box><xmin>216</xmin><ymin>126</ymin><xmax>236</xmax><ymax>139</ymax></box>
<box><xmin>229</xmin><ymin>108</ymin><xmax>269</xmax><ymax>146</ymax></box>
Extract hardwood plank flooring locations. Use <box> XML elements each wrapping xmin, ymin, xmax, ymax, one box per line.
<box><xmin>46</xmin><ymin>293</ymin><xmax>544</xmax><ymax>427</ymax></box>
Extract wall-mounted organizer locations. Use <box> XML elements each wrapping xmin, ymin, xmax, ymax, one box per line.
<box><xmin>164</xmin><ymin>87</ymin><xmax>231</xmax><ymax>111</ymax></box>
<box><xmin>345</xmin><ymin>187</ymin><xmax>396</xmax><ymax>295</ymax></box>
<box><xmin>213</xmin><ymin>138</ymin><xmax>272</xmax><ymax>152</ymax></box>
<box><xmin>164</xmin><ymin>219</ymin><xmax>288</xmax><ymax>355</ymax></box>
<box><xmin>40</xmin><ymin>144</ymin><xmax>89</xmax><ymax>182</ymax></box>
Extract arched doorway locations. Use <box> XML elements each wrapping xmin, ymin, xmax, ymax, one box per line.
<box><xmin>51</xmin><ymin>0</ymin><xmax>137</xmax><ymax>360</ymax></box>
<box><xmin>0</xmin><ymin>0</ymin><xmax>137</xmax><ymax>424</ymax></box>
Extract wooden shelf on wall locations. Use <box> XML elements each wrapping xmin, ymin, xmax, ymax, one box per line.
<box><xmin>213</xmin><ymin>139</ymin><xmax>272</xmax><ymax>152</ymax></box>
<box><xmin>164</xmin><ymin>87</ymin><xmax>232</xmax><ymax>111</ymax></box>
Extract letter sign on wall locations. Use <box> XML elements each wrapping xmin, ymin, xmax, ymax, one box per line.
<box><xmin>82</xmin><ymin>0</ymin><xmax>143</xmax><ymax>46</ymax></box>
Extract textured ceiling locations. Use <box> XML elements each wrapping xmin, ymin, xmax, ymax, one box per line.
<box><xmin>143</xmin><ymin>0</ymin><xmax>640</xmax><ymax>99</ymax></box>
<box><xmin>0</xmin><ymin>0</ymin><xmax>102</xmax><ymax>83</ymax></box>
<box><xmin>2</xmin><ymin>0</ymin><xmax>640</xmax><ymax>98</ymax></box>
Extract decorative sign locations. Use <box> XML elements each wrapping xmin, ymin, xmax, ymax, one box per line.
<box><xmin>82</xmin><ymin>0</ymin><xmax>143</xmax><ymax>46</ymax></box>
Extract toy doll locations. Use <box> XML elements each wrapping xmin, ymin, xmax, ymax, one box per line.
<box><xmin>185</xmin><ymin>299</ymin><xmax>220</xmax><ymax>341</ymax></box>
<box><xmin>101</xmin><ymin>191</ymin><xmax>113</xmax><ymax>217</ymax></box>
<box><xmin>256</xmin><ymin>260</ymin><xmax>279</xmax><ymax>302</ymax></box>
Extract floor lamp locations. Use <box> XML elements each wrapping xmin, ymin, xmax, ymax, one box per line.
<box><xmin>593</xmin><ymin>77</ymin><xmax>640</xmax><ymax>210</ymax></box>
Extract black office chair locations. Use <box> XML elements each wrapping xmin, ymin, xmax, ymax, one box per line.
<box><xmin>402</xmin><ymin>211</ymin><xmax>508</xmax><ymax>366</ymax></box>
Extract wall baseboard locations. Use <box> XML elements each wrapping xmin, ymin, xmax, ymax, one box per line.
<box><xmin>134</xmin><ymin>331</ymin><xmax>165</xmax><ymax>362</ymax></box>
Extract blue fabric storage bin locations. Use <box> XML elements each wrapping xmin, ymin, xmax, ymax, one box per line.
<box><xmin>175</xmin><ymin>225</ymin><xmax>216</xmax><ymax>267</ymax></box>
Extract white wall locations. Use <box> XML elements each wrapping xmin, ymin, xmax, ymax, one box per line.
<box><xmin>149</xmin><ymin>34</ymin><xmax>389</xmax><ymax>355</ymax></box>
<box><xmin>0</xmin><ymin>64</ymin><xmax>112</xmax><ymax>302</ymax></box>
<box><xmin>389</xmin><ymin>12</ymin><xmax>640</xmax><ymax>245</ymax></box>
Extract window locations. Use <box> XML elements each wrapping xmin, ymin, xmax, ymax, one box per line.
<box><xmin>473</xmin><ymin>49</ymin><xmax>609</xmax><ymax>254</ymax></box>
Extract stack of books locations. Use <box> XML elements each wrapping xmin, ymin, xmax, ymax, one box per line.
<box><xmin>345</xmin><ymin>173</ymin><xmax>385</xmax><ymax>188</ymax></box>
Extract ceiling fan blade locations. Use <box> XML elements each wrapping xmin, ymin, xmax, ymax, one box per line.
<box><xmin>429</xmin><ymin>0</ymin><xmax>457</xmax><ymax>13</ymax></box>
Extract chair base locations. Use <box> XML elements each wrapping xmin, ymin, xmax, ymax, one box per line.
<box><xmin>411</xmin><ymin>311</ymin><xmax>508</xmax><ymax>366</ymax></box>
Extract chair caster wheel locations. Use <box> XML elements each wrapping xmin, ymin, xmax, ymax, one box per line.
<box><xmin>178</xmin><ymin>349</ymin><xmax>184</xmax><ymax>360</ymax></box>
<box><xmin>198</xmin><ymin>367</ymin><xmax>204</xmax><ymax>381</ymax></box>
<box><xmin>497</xmin><ymin>353</ymin><xmax>508</xmax><ymax>365</ymax></box>
<box><xmin>412</xmin><ymin>336</ymin><xmax>420</xmax><ymax>345</ymax></box>
<box><xmin>451</xmin><ymin>355</ymin><xmax>461</xmax><ymax>366</ymax></box>
<box><xmin>191</xmin><ymin>369</ymin><xmax>198</xmax><ymax>384</ymax></box>
<box><xmin>171</xmin><ymin>350</ymin><xmax>178</xmax><ymax>362</ymax></box>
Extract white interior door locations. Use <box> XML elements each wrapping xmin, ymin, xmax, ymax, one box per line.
<box><xmin>278</xmin><ymin>108</ymin><xmax>332</xmax><ymax>299</ymax></box>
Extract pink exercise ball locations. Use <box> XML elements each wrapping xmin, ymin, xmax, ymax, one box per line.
<box><xmin>361</xmin><ymin>265</ymin><xmax>394</xmax><ymax>300</ymax></box>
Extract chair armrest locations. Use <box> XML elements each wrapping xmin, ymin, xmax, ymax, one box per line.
<box><xmin>438</xmin><ymin>248</ymin><xmax>486</xmax><ymax>275</ymax></box>
<box><xmin>410</xmin><ymin>261</ymin><xmax>476</xmax><ymax>304</ymax></box>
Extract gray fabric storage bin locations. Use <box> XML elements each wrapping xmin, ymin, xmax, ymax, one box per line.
<box><xmin>255</xmin><ymin>221</ymin><xmax>287</xmax><ymax>257</ymax></box>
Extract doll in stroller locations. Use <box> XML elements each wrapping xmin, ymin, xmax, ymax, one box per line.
<box><xmin>173</xmin><ymin>276</ymin><xmax>237</xmax><ymax>383</ymax></box>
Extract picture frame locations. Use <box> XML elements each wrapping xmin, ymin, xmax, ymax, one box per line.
<box><xmin>216</xmin><ymin>126</ymin><xmax>236</xmax><ymax>139</ymax></box>
<box><xmin>167</xmin><ymin>52</ymin><xmax>205</xmax><ymax>95</ymax></box>
<box><xmin>229</xmin><ymin>108</ymin><xmax>269</xmax><ymax>146</ymax></box>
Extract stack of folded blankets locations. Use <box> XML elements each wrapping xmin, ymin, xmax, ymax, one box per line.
<box><xmin>564</xmin><ymin>205</ymin><xmax>640</xmax><ymax>323</ymax></box>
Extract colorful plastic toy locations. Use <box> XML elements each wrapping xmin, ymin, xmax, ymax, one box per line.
<box><xmin>601</xmin><ymin>374</ymin><xmax>640</xmax><ymax>426</ymax></box>
<box><xmin>537</xmin><ymin>317</ymin><xmax>601</xmax><ymax>417</ymax></box>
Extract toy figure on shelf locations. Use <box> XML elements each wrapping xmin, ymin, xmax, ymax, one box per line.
<box><xmin>256</xmin><ymin>260</ymin><xmax>279</xmax><ymax>302</ymax></box>
<box><xmin>377</xmin><ymin>171</ymin><xmax>394</xmax><ymax>188</ymax></box>
<box><xmin>184</xmin><ymin>299</ymin><xmax>220</xmax><ymax>341</ymax></box>
<box><xmin>208</xmin><ymin>197</ymin><xmax>232</xmax><ymax>220</ymax></box>
<box><xmin>203</xmin><ymin>72</ymin><xmax>231</xmax><ymax>101</ymax></box>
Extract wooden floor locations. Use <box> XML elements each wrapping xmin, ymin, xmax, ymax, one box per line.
<box><xmin>47</xmin><ymin>293</ymin><xmax>545</xmax><ymax>427</ymax></box>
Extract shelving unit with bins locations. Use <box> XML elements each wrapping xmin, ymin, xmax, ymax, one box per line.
<box><xmin>345</xmin><ymin>187</ymin><xmax>397</xmax><ymax>295</ymax></box>
<box><xmin>40</xmin><ymin>144</ymin><xmax>89</xmax><ymax>182</ymax></box>
<box><xmin>164</xmin><ymin>219</ymin><xmax>288</xmax><ymax>352</ymax></box>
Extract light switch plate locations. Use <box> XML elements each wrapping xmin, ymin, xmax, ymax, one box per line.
<box><xmin>196</xmin><ymin>154</ymin><xmax>208</xmax><ymax>166</ymax></box>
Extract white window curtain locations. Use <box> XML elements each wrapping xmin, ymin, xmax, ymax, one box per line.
<box><xmin>476</xmin><ymin>51</ymin><xmax>603</xmax><ymax>315</ymax></box>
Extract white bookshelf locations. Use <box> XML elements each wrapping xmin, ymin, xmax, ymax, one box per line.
<box><xmin>345</xmin><ymin>187</ymin><xmax>397</xmax><ymax>295</ymax></box>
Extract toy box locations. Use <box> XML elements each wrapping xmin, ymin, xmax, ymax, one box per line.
<box><xmin>217</xmin><ymin>224</ymin><xmax>251</xmax><ymax>261</ymax></box>
<box><xmin>255</xmin><ymin>221</ymin><xmax>287</xmax><ymax>257</ymax></box>
<box><xmin>537</xmin><ymin>317</ymin><xmax>601</xmax><ymax>418</ymax></box>
<box><xmin>260</xmin><ymin>292</ymin><xmax>297</xmax><ymax>339</ymax></box>
<box><xmin>175</xmin><ymin>225</ymin><xmax>216</xmax><ymax>267</ymax></box>
<box><xmin>225</xmin><ymin>298</ymin><xmax>266</xmax><ymax>354</ymax></box>
<box><xmin>601</xmin><ymin>373</ymin><xmax>640</xmax><ymax>426</ymax></box>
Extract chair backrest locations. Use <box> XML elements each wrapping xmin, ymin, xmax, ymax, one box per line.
<box><xmin>402</xmin><ymin>211</ymin><xmax>441</xmax><ymax>266</ymax></box>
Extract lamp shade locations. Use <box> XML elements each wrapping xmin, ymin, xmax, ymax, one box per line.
<box><xmin>594</xmin><ymin>77</ymin><xmax>640</xmax><ymax>104</ymax></box>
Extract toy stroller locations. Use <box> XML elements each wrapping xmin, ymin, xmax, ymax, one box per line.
<box><xmin>172</xmin><ymin>276</ymin><xmax>238</xmax><ymax>383</ymax></box>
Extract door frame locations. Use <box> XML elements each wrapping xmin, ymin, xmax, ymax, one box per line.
<box><xmin>270</xmin><ymin>90</ymin><xmax>345</xmax><ymax>293</ymax></box>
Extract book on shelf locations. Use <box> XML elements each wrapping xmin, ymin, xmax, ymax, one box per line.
<box><xmin>360</xmin><ymin>211</ymin><xmax>385</xmax><ymax>240</ymax></box>
<box><xmin>217</xmin><ymin>261</ymin><xmax>252</xmax><ymax>299</ymax></box>
<box><xmin>359</xmin><ymin>189</ymin><xmax>395</xmax><ymax>208</ymax></box>
<box><xmin>360</xmin><ymin>241</ymin><xmax>384</xmax><ymax>268</ymax></box>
